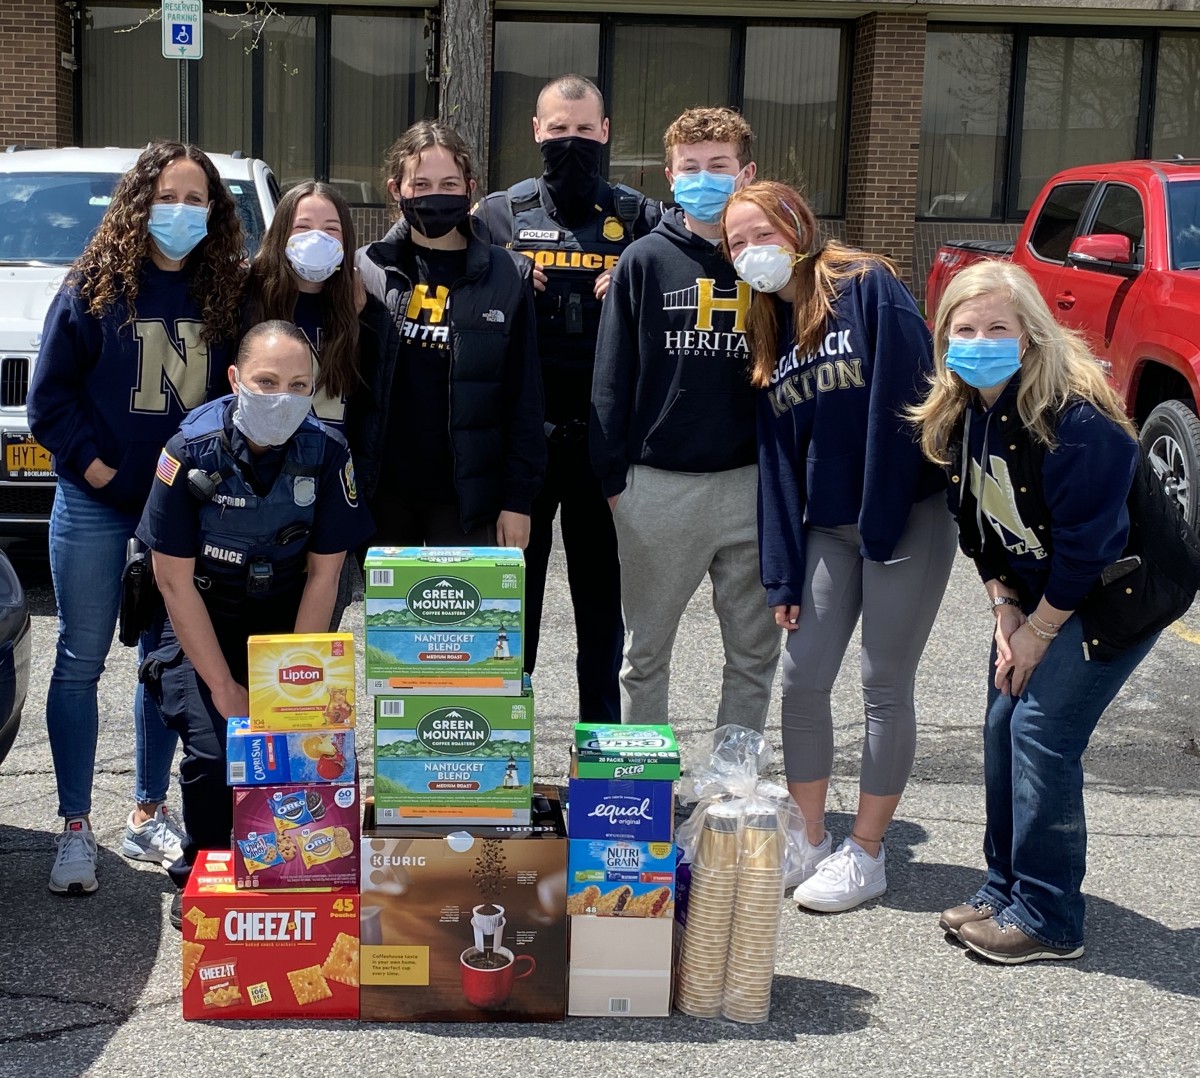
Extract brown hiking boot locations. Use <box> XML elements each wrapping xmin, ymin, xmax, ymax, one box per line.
<box><xmin>959</xmin><ymin>918</ymin><xmax>1084</xmax><ymax>964</ymax></box>
<box><xmin>939</xmin><ymin>901</ymin><xmax>997</xmax><ymax>939</ymax></box>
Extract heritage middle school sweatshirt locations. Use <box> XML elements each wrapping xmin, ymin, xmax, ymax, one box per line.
<box><xmin>757</xmin><ymin>262</ymin><xmax>945</xmax><ymax>607</ymax></box>
<box><xmin>590</xmin><ymin>207</ymin><xmax>757</xmax><ymax>497</ymax></box>
<box><xmin>29</xmin><ymin>263</ymin><xmax>229</xmax><ymax>513</ymax></box>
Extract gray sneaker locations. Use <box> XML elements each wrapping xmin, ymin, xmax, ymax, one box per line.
<box><xmin>122</xmin><ymin>805</ymin><xmax>185</xmax><ymax>866</ymax></box>
<box><xmin>49</xmin><ymin>819</ymin><xmax>98</xmax><ymax>896</ymax></box>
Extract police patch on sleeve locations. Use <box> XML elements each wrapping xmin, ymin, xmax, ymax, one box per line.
<box><xmin>341</xmin><ymin>457</ymin><xmax>358</xmax><ymax>507</ymax></box>
<box><xmin>155</xmin><ymin>449</ymin><xmax>181</xmax><ymax>486</ymax></box>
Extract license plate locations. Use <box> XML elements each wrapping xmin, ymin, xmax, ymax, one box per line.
<box><xmin>3</xmin><ymin>433</ymin><xmax>55</xmax><ymax>480</ymax></box>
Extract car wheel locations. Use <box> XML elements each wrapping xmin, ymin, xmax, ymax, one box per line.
<box><xmin>1140</xmin><ymin>399</ymin><xmax>1200</xmax><ymax>533</ymax></box>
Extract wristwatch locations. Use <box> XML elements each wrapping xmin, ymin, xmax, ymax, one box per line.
<box><xmin>991</xmin><ymin>596</ymin><xmax>1021</xmax><ymax>611</ymax></box>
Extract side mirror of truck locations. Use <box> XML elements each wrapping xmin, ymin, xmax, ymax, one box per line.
<box><xmin>1067</xmin><ymin>233</ymin><xmax>1140</xmax><ymax>276</ymax></box>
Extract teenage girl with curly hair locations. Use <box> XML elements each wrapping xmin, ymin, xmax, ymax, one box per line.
<box><xmin>29</xmin><ymin>140</ymin><xmax>246</xmax><ymax>898</ymax></box>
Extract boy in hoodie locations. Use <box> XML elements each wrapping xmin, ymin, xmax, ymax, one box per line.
<box><xmin>590</xmin><ymin>107</ymin><xmax>780</xmax><ymax>729</ymax></box>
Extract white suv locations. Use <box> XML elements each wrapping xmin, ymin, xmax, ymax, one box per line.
<box><xmin>0</xmin><ymin>146</ymin><xmax>278</xmax><ymax>535</ymax></box>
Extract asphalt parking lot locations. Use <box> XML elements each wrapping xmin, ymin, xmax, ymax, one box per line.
<box><xmin>1</xmin><ymin>533</ymin><xmax>1197</xmax><ymax>1078</ymax></box>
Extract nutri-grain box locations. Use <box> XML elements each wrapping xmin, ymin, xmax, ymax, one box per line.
<box><xmin>566</xmin><ymin>839</ymin><xmax>676</xmax><ymax>919</ymax></box>
<box><xmin>246</xmin><ymin>633</ymin><xmax>356</xmax><ymax>731</ymax></box>
<box><xmin>232</xmin><ymin>781</ymin><xmax>360</xmax><ymax>889</ymax></box>
<box><xmin>363</xmin><ymin>547</ymin><xmax>524</xmax><ymax>695</ymax></box>
<box><xmin>181</xmin><ymin>851</ymin><xmax>359</xmax><ymax>1021</ymax></box>
<box><xmin>373</xmin><ymin>688</ymin><xmax>534</xmax><ymax>821</ymax></box>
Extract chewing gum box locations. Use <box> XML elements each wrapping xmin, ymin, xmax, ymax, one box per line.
<box><xmin>363</xmin><ymin>547</ymin><xmax>524</xmax><ymax>695</ymax></box>
<box><xmin>567</xmin><ymin>778</ymin><xmax>674</xmax><ymax>843</ymax></box>
<box><xmin>373</xmin><ymin>689</ymin><xmax>534</xmax><ymax>820</ymax></box>
<box><xmin>232</xmin><ymin>781</ymin><xmax>360</xmax><ymax>889</ymax></box>
<box><xmin>182</xmin><ymin>850</ymin><xmax>359</xmax><ymax>1021</ymax></box>
<box><xmin>226</xmin><ymin>720</ymin><xmax>356</xmax><ymax>786</ymax></box>
<box><xmin>247</xmin><ymin>633</ymin><xmax>356</xmax><ymax>731</ymax></box>
<box><xmin>566</xmin><ymin>839</ymin><xmax>676</xmax><ymax>919</ymax></box>
<box><xmin>571</xmin><ymin>724</ymin><xmax>681</xmax><ymax>781</ymax></box>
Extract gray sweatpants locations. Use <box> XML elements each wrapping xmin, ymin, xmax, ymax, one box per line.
<box><xmin>780</xmin><ymin>492</ymin><xmax>956</xmax><ymax>796</ymax></box>
<box><xmin>612</xmin><ymin>464</ymin><xmax>781</xmax><ymax>730</ymax></box>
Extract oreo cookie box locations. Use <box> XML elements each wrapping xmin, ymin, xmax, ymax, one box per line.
<box><xmin>364</xmin><ymin>547</ymin><xmax>524</xmax><ymax>695</ymax></box>
<box><xmin>373</xmin><ymin>689</ymin><xmax>534</xmax><ymax>822</ymax></box>
<box><xmin>571</xmin><ymin>725</ymin><xmax>681</xmax><ymax>782</ymax></box>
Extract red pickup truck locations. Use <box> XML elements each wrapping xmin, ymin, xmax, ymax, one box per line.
<box><xmin>926</xmin><ymin>159</ymin><xmax>1200</xmax><ymax>532</ymax></box>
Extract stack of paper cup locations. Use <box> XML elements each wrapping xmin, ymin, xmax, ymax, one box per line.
<box><xmin>675</xmin><ymin>803</ymin><xmax>740</xmax><ymax>1018</ymax></box>
<box><xmin>722</xmin><ymin>809</ymin><xmax>783</xmax><ymax>1024</ymax></box>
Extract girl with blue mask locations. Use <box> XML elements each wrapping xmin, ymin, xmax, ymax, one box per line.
<box><xmin>27</xmin><ymin>141</ymin><xmax>245</xmax><ymax>899</ymax></box>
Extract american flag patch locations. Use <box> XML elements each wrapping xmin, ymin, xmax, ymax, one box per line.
<box><xmin>155</xmin><ymin>449</ymin><xmax>181</xmax><ymax>486</ymax></box>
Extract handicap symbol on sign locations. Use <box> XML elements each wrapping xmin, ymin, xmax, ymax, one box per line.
<box><xmin>172</xmin><ymin>24</ymin><xmax>191</xmax><ymax>45</ymax></box>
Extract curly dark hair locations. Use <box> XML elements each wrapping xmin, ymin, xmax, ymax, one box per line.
<box><xmin>70</xmin><ymin>140</ymin><xmax>246</xmax><ymax>343</ymax></box>
<box><xmin>246</xmin><ymin>181</ymin><xmax>361</xmax><ymax>400</ymax></box>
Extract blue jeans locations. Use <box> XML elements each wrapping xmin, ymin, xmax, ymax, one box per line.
<box><xmin>975</xmin><ymin>616</ymin><xmax>1158</xmax><ymax>950</ymax></box>
<box><xmin>47</xmin><ymin>479</ymin><xmax>178</xmax><ymax>818</ymax></box>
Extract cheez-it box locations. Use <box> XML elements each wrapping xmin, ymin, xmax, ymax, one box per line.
<box><xmin>247</xmin><ymin>632</ymin><xmax>356</xmax><ymax>731</ymax></box>
<box><xmin>181</xmin><ymin>851</ymin><xmax>360</xmax><ymax>1020</ymax></box>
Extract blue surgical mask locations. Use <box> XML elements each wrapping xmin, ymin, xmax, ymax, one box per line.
<box><xmin>148</xmin><ymin>203</ymin><xmax>209</xmax><ymax>261</ymax></box>
<box><xmin>945</xmin><ymin>337</ymin><xmax>1022</xmax><ymax>390</ymax></box>
<box><xmin>672</xmin><ymin>170</ymin><xmax>738</xmax><ymax>224</ymax></box>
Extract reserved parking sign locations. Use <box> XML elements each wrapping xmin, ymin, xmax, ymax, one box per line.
<box><xmin>161</xmin><ymin>0</ymin><xmax>203</xmax><ymax>60</ymax></box>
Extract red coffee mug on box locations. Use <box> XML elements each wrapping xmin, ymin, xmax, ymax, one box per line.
<box><xmin>459</xmin><ymin>947</ymin><xmax>535</xmax><ymax>1009</ymax></box>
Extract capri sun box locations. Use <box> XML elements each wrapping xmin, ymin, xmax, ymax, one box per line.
<box><xmin>363</xmin><ymin>546</ymin><xmax>524</xmax><ymax>695</ymax></box>
<box><xmin>373</xmin><ymin>685</ymin><xmax>534</xmax><ymax>825</ymax></box>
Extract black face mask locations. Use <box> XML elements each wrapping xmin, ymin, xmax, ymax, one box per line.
<box><xmin>539</xmin><ymin>137</ymin><xmax>604</xmax><ymax>216</ymax></box>
<box><xmin>400</xmin><ymin>194</ymin><xmax>470</xmax><ymax>239</ymax></box>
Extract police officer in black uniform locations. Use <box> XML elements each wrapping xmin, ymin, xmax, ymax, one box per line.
<box><xmin>474</xmin><ymin>74</ymin><xmax>659</xmax><ymax>723</ymax></box>
<box><xmin>136</xmin><ymin>320</ymin><xmax>374</xmax><ymax>925</ymax></box>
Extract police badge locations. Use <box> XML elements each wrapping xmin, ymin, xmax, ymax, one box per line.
<box><xmin>293</xmin><ymin>475</ymin><xmax>317</xmax><ymax>507</ymax></box>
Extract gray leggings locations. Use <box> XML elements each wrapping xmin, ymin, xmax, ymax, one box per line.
<box><xmin>780</xmin><ymin>492</ymin><xmax>956</xmax><ymax>796</ymax></box>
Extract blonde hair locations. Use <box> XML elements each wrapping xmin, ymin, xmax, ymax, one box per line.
<box><xmin>720</xmin><ymin>180</ymin><xmax>898</xmax><ymax>389</ymax></box>
<box><xmin>908</xmin><ymin>260</ymin><xmax>1136</xmax><ymax>465</ymax></box>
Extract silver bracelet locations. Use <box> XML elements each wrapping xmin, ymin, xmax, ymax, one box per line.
<box><xmin>991</xmin><ymin>596</ymin><xmax>1021</xmax><ymax>613</ymax></box>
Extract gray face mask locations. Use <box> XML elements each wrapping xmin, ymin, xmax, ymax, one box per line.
<box><xmin>232</xmin><ymin>374</ymin><xmax>313</xmax><ymax>447</ymax></box>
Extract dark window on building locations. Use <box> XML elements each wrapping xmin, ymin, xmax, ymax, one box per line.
<box><xmin>1152</xmin><ymin>33</ymin><xmax>1200</xmax><ymax>159</ymax></box>
<box><xmin>82</xmin><ymin>5</ymin><xmax>176</xmax><ymax>146</ymax></box>
<box><xmin>489</xmin><ymin>14</ymin><xmax>850</xmax><ymax>214</ymax></box>
<box><xmin>1027</xmin><ymin>182</ymin><xmax>1094</xmax><ymax>262</ymax></box>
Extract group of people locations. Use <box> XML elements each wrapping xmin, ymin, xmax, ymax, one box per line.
<box><xmin>30</xmin><ymin>74</ymin><xmax>1182</xmax><ymax>966</ymax></box>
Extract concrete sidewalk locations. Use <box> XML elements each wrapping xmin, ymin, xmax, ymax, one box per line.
<box><xmin>1</xmin><ymin>539</ymin><xmax>1197</xmax><ymax>1078</ymax></box>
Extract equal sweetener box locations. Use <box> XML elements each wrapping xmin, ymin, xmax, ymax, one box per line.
<box><xmin>373</xmin><ymin>690</ymin><xmax>534</xmax><ymax>821</ymax></box>
<box><xmin>232</xmin><ymin>781</ymin><xmax>360</xmax><ymax>890</ymax></box>
<box><xmin>226</xmin><ymin>720</ymin><xmax>356</xmax><ymax>786</ymax></box>
<box><xmin>181</xmin><ymin>851</ymin><xmax>359</xmax><ymax>1021</ymax></box>
<box><xmin>566</xmin><ymin>839</ymin><xmax>676</xmax><ymax>919</ymax></box>
<box><xmin>246</xmin><ymin>633</ymin><xmax>356</xmax><ymax>731</ymax></box>
<box><xmin>567</xmin><ymin>778</ymin><xmax>674</xmax><ymax>842</ymax></box>
<box><xmin>363</xmin><ymin>547</ymin><xmax>524</xmax><ymax>695</ymax></box>
<box><xmin>571</xmin><ymin>725</ymin><xmax>681</xmax><ymax>781</ymax></box>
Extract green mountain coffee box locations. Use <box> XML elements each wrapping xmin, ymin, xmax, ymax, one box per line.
<box><xmin>374</xmin><ymin>689</ymin><xmax>534</xmax><ymax>821</ymax></box>
<box><xmin>363</xmin><ymin>546</ymin><xmax>525</xmax><ymax>695</ymax></box>
<box><xmin>571</xmin><ymin>725</ymin><xmax>681</xmax><ymax>781</ymax></box>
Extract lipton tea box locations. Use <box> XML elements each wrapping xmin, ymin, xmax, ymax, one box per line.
<box><xmin>181</xmin><ymin>851</ymin><xmax>359</xmax><ymax>1021</ymax></box>
<box><xmin>363</xmin><ymin>547</ymin><xmax>524</xmax><ymax>695</ymax></box>
<box><xmin>373</xmin><ymin>689</ymin><xmax>533</xmax><ymax>820</ymax></box>
<box><xmin>247</xmin><ymin>633</ymin><xmax>356</xmax><ymax>731</ymax></box>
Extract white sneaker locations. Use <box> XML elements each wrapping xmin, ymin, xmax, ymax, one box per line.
<box><xmin>121</xmin><ymin>805</ymin><xmax>186</xmax><ymax>867</ymax></box>
<box><xmin>794</xmin><ymin>838</ymin><xmax>886</xmax><ymax>912</ymax></box>
<box><xmin>783</xmin><ymin>830</ymin><xmax>833</xmax><ymax>889</ymax></box>
<box><xmin>49</xmin><ymin>818</ymin><xmax>98</xmax><ymax>896</ymax></box>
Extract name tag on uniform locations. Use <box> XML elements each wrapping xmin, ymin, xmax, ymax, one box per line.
<box><xmin>517</xmin><ymin>228</ymin><xmax>561</xmax><ymax>242</ymax></box>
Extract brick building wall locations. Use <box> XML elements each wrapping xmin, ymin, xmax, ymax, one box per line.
<box><xmin>843</xmin><ymin>12</ymin><xmax>926</xmax><ymax>287</ymax></box>
<box><xmin>0</xmin><ymin>0</ymin><xmax>73</xmax><ymax>148</ymax></box>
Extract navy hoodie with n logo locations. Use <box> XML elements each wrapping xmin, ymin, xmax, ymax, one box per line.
<box><xmin>29</xmin><ymin>262</ymin><xmax>230</xmax><ymax>513</ymax></box>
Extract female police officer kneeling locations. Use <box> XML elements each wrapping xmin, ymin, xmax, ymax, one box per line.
<box><xmin>136</xmin><ymin>320</ymin><xmax>374</xmax><ymax>925</ymax></box>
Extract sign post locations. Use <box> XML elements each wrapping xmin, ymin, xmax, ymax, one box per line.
<box><xmin>162</xmin><ymin>1</ymin><xmax>202</xmax><ymax>144</ymax></box>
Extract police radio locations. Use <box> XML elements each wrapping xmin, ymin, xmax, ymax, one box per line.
<box><xmin>187</xmin><ymin>468</ymin><xmax>224</xmax><ymax>502</ymax></box>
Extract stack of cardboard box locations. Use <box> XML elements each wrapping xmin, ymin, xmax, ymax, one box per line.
<box><xmin>565</xmin><ymin>724</ymin><xmax>681</xmax><ymax>1017</ymax></box>
<box><xmin>181</xmin><ymin>632</ymin><xmax>362</xmax><ymax>1020</ymax></box>
<box><xmin>359</xmin><ymin>547</ymin><xmax>568</xmax><ymax>1023</ymax></box>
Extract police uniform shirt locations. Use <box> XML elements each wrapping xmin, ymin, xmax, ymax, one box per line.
<box><xmin>137</xmin><ymin>399</ymin><xmax>372</xmax><ymax>575</ymax></box>
<box><xmin>385</xmin><ymin>244</ymin><xmax>467</xmax><ymax>503</ymax></box>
